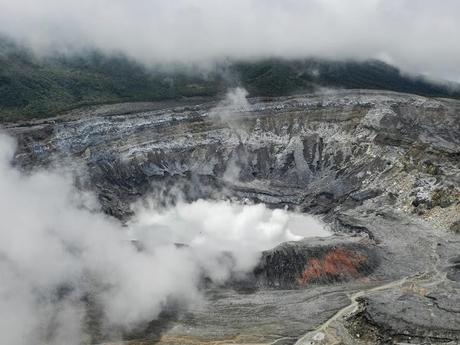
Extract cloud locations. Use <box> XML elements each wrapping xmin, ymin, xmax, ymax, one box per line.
<box><xmin>0</xmin><ymin>0</ymin><xmax>459</xmax><ymax>81</ymax></box>
<box><xmin>0</xmin><ymin>132</ymin><xmax>329</xmax><ymax>344</ymax></box>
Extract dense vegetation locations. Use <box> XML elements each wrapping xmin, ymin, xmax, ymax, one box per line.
<box><xmin>1</xmin><ymin>38</ymin><xmax>459</xmax><ymax>121</ymax></box>
<box><xmin>0</xmin><ymin>40</ymin><xmax>225</xmax><ymax>120</ymax></box>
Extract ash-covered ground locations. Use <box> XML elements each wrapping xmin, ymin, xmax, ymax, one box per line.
<box><xmin>3</xmin><ymin>89</ymin><xmax>460</xmax><ymax>345</ymax></box>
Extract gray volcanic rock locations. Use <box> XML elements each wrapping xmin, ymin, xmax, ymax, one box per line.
<box><xmin>3</xmin><ymin>89</ymin><xmax>460</xmax><ymax>344</ymax></box>
<box><xmin>350</xmin><ymin>286</ymin><xmax>460</xmax><ymax>344</ymax></box>
<box><xmin>253</xmin><ymin>236</ymin><xmax>379</xmax><ymax>288</ymax></box>
<box><xmin>5</xmin><ymin>90</ymin><xmax>459</xmax><ymax>226</ymax></box>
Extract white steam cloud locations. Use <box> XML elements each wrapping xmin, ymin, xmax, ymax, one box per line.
<box><xmin>0</xmin><ymin>0</ymin><xmax>459</xmax><ymax>81</ymax></box>
<box><xmin>209</xmin><ymin>87</ymin><xmax>251</xmax><ymax>181</ymax></box>
<box><xmin>209</xmin><ymin>87</ymin><xmax>250</xmax><ymax>122</ymax></box>
<box><xmin>0</xmin><ymin>133</ymin><xmax>329</xmax><ymax>344</ymax></box>
<box><xmin>130</xmin><ymin>199</ymin><xmax>329</xmax><ymax>274</ymax></box>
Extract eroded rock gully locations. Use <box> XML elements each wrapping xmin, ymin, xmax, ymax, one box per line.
<box><xmin>4</xmin><ymin>90</ymin><xmax>460</xmax><ymax>344</ymax></box>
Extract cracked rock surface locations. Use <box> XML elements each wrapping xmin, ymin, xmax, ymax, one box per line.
<box><xmin>4</xmin><ymin>89</ymin><xmax>460</xmax><ymax>344</ymax></box>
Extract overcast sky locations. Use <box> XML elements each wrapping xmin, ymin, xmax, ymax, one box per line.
<box><xmin>0</xmin><ymin>0</ymin><xmax>459</xmax><ymax>81</ymax></box>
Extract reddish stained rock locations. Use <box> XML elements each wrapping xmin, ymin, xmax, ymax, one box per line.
<box><xmin>298</xmin><ymin>248</ymin><xmax>367</xmax><ymax>285</ymax></box>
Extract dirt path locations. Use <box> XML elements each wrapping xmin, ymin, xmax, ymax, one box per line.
<box><xmin>294</xmin><ymin>238</ymin><xmax>446</xmax><ymax>345</ymax></box>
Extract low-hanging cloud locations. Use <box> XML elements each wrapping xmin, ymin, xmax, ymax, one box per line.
<box><xmin>0</xmin><ymin>132</ymin><xmax>329</xmax><ymax>344</ymax></box>
<box><xmin>0</xmin><ymin>0</ymin><xmax>459</xmax><ymax>81</ymax></box>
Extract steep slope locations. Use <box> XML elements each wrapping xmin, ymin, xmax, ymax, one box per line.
<box><xmin>8</xmin><ymin>90</ymin><xmax>459</xmax><ymax>224</ymax></box>
<box><xmin>2</xmin><ymin>37</ymin><xmax>460</xmax><ymax>121</ymax></box>
<box><xmin>5</xmin><ymin>90</ymin><xmax>460</xmax><ymax>344</ymax></box>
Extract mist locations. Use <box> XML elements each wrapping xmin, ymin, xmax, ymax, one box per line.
<box><xmin>0</xmin><ymin>0</ymin><xmax>459</xmax><ymax>81</ymax></box>
<box><xmin>0</xmin><ymin>133</ymin><xmax>329</xmax><ymax>344</ymax></box>
<box><xmin>130</xmin><ymin>199</ymin><xmax>329</xmax><ymax>274</ymax></box>
<box><xmin>209</xmin><ymin>87</ymin><xmax>250</xmax><ymax>122</ymax></box>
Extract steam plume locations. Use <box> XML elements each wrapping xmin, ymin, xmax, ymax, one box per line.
<box><xmin>0</xmin><ymin>133</ymin><xmax>329</xmax><ymax>344</ymax></box>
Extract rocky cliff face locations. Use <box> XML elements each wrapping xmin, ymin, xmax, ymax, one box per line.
<box><xmin>4</xmin><ymin>89</ymin><xmax>460</xmax><ymax>344</ymax></box>
<box><xmin>7</xmin><ymin>90</ymin><xmax>460</xmax><ymax>224</ymax></box>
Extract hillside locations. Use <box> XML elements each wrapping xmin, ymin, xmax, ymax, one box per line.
<box><xmin>1</xmin><ymin>38</ymin><xmax>460</xmax><ymax>120</ymax></box>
